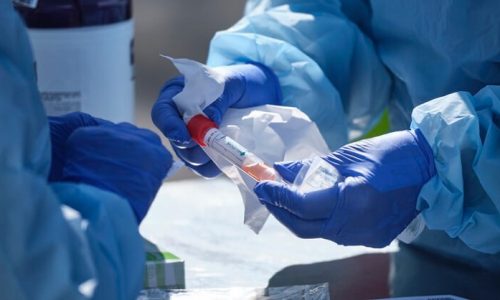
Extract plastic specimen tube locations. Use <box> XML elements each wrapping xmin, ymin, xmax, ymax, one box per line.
<box><xmin>187</xmin><ymin>114</ymin><xmax>279</xmax><ymax>182</ymax></box>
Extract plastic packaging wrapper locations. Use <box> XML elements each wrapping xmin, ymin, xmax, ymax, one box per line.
<box><xmin>293</xmin><ymin>156</ymin><xmax>343</xmax><ymax>193</ymax></box>
<box><xmin>137</xmin><ymin>283</ymin><xmax>329</xmax><ymax>300</ymax></box>
<box><xmin>165</xmin><ymin>57</ymin><xmax>330</xmax><ymax>233</ymax></box>
<box><xmin>163</xmin><ymin>56</ymin><xmax>225</xmax><ymax>122</ymax></box>
<box><xmin>206</xmin><ymin>105</ymin><xmax>330</xmax><ymax>232</ymax></box>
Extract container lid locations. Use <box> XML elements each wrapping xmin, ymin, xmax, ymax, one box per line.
<box><xmin>15</xmin><ymin>0</ymin><xmax>131</xmax><ymax>28</ymax></box>
<box><xmin>187</xmin><ymin>114</ymin><xmax>217</xmax><ymax>147</ymax></box>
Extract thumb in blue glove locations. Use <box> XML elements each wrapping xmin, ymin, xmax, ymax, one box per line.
<box><xmin>62</xmin><ymin>123</ymin><xmax>172</xmax><ymax>223</ymax></box>
<box><xmin>254</xmin><ymin>129</ymin><xmax>436</xmax><ymax>248</ymax></box>
<box><xmin>48</xmin><ymin>112</ymin><xmax>112</xmax><ymax>181</ymax></box>
<box><xmin>152</xmin><ymin>62</ymin><xmax>282</xmax><ymax>178</ymax></box>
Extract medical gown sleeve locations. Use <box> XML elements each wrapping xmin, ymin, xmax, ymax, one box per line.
<box><xmin>0</xmin><ymin>4</ymin><xmax>144</xmax><ymax>299</ymax></box>
<box><xmin>412</xmin><ymin>86</ymin><xmax>500</xmax><ymax>254</ymax></box>
<box><xmin>207</xmin><ymin>0</ymin><xmax>392</xmax><ymax>149</ymax></box>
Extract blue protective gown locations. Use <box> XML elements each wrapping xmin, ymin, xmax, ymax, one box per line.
<box><xmin>0</xmin><ymin>3</ymin><xmax>144</xmax><ymax>299</ymax></box>
<box><xmin>207</xmin><ymin>0</ymin><xmax>500</xmax><ymax>296</ymax></box>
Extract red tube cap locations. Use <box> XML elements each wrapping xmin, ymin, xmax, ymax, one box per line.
<box><xmin>187</xmin><ymin>114</ymin><xmax>217</xmax><ymax>146</ymax></box>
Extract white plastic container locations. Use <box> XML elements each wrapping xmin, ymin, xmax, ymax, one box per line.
<box><xmin>16</xmin><ymin>0</ymin><xmax>135</xmax><ymax>123</ymax></box>
<box><xmin>28</xmin><ymin>20</ymin><xmax>135</xmax><ymax>122</ymax></box>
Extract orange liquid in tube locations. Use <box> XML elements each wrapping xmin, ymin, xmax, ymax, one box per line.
<box><xmin>187</xmin><ymin>114</ymin><xmax>279</xmax><ymax>182</ymax></box>
<box><xmin>242</xmin><ymin>162</ymin><xmax>278</xmax><ymax>181</ymax></box>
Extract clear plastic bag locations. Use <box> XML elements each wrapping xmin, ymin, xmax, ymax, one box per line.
<box><xmin>293</xmin><ymin>157</ymin><xmax>343</xmax><ymax>193</ymax></box>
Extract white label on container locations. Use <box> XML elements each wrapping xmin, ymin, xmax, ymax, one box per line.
<box><xmin>29</xmin><ymin>20</ymin><xmax>134</xmax><ymax>122</ymax></box>
<box><xmin>41</xmin><ymin>91</ymin><xmax>82</xmax><ymax>115</ymax></box>
<box><xmin>35</xmin><ymin>48</ymin><xmax>83</xmax><ymax>116</ymax></box>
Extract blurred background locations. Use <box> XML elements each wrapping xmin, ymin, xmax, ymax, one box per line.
<box><xmin>134</xmin><ymin>0</ymin><xmax>246</xmax><ymax>179</ymax></box>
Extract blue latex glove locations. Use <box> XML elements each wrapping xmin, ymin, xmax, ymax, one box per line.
<box><xmin>152</xmin><ymin>62</ymin><xmax>282</xmax><ymax>178</ymax></box>
<box><xmin>48</xmin><ymin>112</ymin><xmax>112</xmax><ymax>182</ymax></box>
<box><xmin>254</xmin><ymin>129</ymin><xmax>436</xmax><ymax>248</ymax></box>
<box><xmin>60</xmin><ymin>122</ymin><xmax>172</xmax><ymax>223</ymax></box>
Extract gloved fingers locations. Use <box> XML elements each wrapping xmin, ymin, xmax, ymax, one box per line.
<box><xmin>213</xmin><ymin>63</ymin><xmax>282</xmax><ymax>108</ymax></box>
<box><xmin>255</xmin><ymin>181</ymin><xmax>338</xmax><ymax>220</ymax></box>
<box><xmin>148</xmin><ymin>142</ymin><xmax>174</xmax><ymax>179</ymax></box>
<box><xmin>109</xmin><ymin>123</ymin><xmax>166</xmax><ymax>152</ymax></box>
<box><xmin>48</xmin><ymin>112</ymin><xmax>103</xmax><ymax>182</ymax></box>
<box><xmin>172</xmin><ymin>142</ymin><xmax>212</xmax><ymax>166</ymax></box>
<box><xmin>48</xmin><ymin>111</ymin><xmax>115</xmax><ymax>159</ymax></box>
<box><xmin>62</xmin><ymin>124</ymin><xmax>172</xmax><ymax>224</ymax></box>
<box><xmin>151</xmin><ymin>81</ymin><xmax>192</xmax><ymax>144</ymax></box>
<box><xmin>80</xmin><ymin>125</ymin><xmax>172</xmax><ymax>171</ymax></box>
<box><xmin>113</xmin><ymin>122</ymin><xmax>163</xmax><ymax>145</ymax></box>
<box><xmin>152</xmin><ymin>98</ymin><xmax>191</xmax><ymax>144</ymax></box>
<box><xmin>263</xmin><ymin>203</ymin><xmax>324</xmax><ymax>239</ymax></box>
<box><xmin>66</xmin><ymin>125</ymin><xmax>172</xmax><ymax>176</ymax></box>
<box><xmin>170</xmin><ymin>139</ymin><xmax>198</xmax><ymax>150</ymax></box>
<box><xmin>203</xmin><ymin>104</ymin><xmax>223</xmax><ymax>125</ymax></box>
<box><xmin>93</xmin><ymin>116</ymin><xmax>114</xmax><ymax>126</ymax></box>
<box><xmin>323</xmin><ymin>149</ymin><xmax>368</xmax><ymax>178</ymax></box>
<box><xmin>409</xmin><ymin>129</ymin><xmax>437</xmax><ymax>179</ymax></box>
<box><xmin>171</xmin><ymin>145</ymin><xmax>221</xmax><ymax>178</ymax></box>
<box><xmin>324</xmin><ymin>132</ymin><xmax>414</xmax><ymax>177</ymax></box>
<box><xmin>127</xmin><ymin>193</ymin><xmax>154</xmax><ymax>223</ymax></box>
<box><xmin>274</xmin><ymin>160</ymin><xmax>310</xmax><ymax>183</ymax></box>
<box><xmin>71</xmin><ymin>112</ymin><xmax>101</xmax><ymax>126</ymax></box>
<box><xmin>186</xmin><ymin>159</ymin><xmax>221</xmax><ymax>178</ymax></box>
<box><xmin>202</xmin><ymin>74</ymin><xmax>246</xmax><ymax>124</ymax></box>
<box><xmin>49</xmin><ymin>112</ymin><xmax>101</xmax><ymax>140</ymax></box>
<box><xmin>49</xmin><ymin>111</ymin><xmax>100</xmax><ymax>127</ymax></box>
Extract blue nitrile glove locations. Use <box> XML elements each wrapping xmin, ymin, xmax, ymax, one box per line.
<box><xmin>152</xmin><ymin>62</ymin><xmax>282</xmax><ymax>178</ymax></box>
<box><xmin>61</xmin><ymin>122</ymin><xmax>173</xmax><ymax>223</ymax></box>
<box><xmin>254</xmin><ymin>129</ymin><xmax>436</xmax><ymax>248</ymax></box>
<box><xmin>48</xmin><ymin>112</ymin><xmax>112</xmax><ymax>182</ymax></box>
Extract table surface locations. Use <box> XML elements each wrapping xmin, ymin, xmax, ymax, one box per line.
<box><xmin>140</xmin><ymin>177</ymin><xmax>397</xmax><ymax>289</ymax></box>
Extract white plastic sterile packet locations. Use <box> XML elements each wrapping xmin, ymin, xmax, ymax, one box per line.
<box><xmin>204</xmin><ymin>105</ymin><xmax>331</xmax><ymax>232</ymax></box>
<box><xmin>161</xmin><ymin>55</ymin><xmax>225</xmax><ymax>122</ymax></box>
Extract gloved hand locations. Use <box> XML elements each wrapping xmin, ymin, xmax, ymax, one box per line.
<box><xmin>54</xmin><ymin>118</ymin><xmax>172</xmax><ymax>223</ymax></box>
<box><xmin>254</xmin><ymin>129</ymin><xmax>436</xmax><ymax>248</ymax></box>
<box><xmin>152</xmin><ymin>62</ymin><xmax>282</xmax><ymax>178</ymax></box>
<box><xmin>48</xmin><ymin>112</ymin><xmax>112</xmax><ymax>181</ymax></box>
